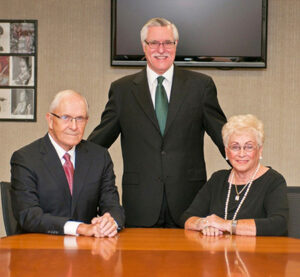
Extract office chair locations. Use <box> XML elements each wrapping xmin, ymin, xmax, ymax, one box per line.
<box><xmin>287</xmin><ymin>187</ymin><xmax>300</xmax><ymax>239</ymax></box>
<box><xmin>0</xmin><ymin>182</ymin><xmax>17</xmax><ymax>236</ymax></box>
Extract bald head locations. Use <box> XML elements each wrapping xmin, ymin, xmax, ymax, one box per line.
<box><xmin>49</xmin><ymin>90</ymin><xmax>89</xmax><ymax>116</ymax></box>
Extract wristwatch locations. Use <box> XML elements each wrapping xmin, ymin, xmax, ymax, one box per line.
<box><xmin>232</xmin><ymin>220</ymin><xmax>238</xmax><ymax>235</ymax></box>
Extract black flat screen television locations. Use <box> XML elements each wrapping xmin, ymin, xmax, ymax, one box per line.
<box><xmin>111</xmin><ymin>0</ymin><xmax>268</xmax><ymax>68</ymax></box>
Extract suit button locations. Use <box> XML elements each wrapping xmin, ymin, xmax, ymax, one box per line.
<box><xmin>161</xmin><ymin>151</ymin><xmax>166</xmax><ymax>155</ymax></box>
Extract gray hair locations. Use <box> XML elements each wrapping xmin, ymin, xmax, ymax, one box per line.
<box><xmin>49</xmin><ymin>90</ymin><xmax>89</xmax><ymax>116</ymax></box>
<box><xmin>222</xmin><ymin>114</ymin><xmax>264</xmax><ymax>147</ymax></box>
<box><xmin>140</xmin><ymin>17</ymin><xmax>179</xmax><ymax>43</ymax></box>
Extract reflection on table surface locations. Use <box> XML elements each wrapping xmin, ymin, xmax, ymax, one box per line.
<box><xmin>1</xmin><ymin>228</ymin><xmax>300</xmax><ymax>277</ymax></box>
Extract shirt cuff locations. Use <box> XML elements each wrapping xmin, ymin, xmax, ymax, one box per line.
<box><xmin>64</xmin><ymin>221</ymin><xmax>82</xmax><ymax>236</ymax></box>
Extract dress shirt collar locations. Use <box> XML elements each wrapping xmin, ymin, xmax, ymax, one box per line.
<box><xmin>146</xmin><ymin>65</ymin><xmax>174</xmax><ymax>106</ymax></box>
<box><xmin>146</xmin><ymin>64</ymin><xmax>174</xmax><ymax>87</ymax></box>
<box><xmin>48</xmin><ymin>133</ymin><xmax>76</xmax><ymax>167</ymax></box>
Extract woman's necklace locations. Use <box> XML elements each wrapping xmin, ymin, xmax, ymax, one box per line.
<box><xmin>234</xmin><ymin>176</ymin><xmax>249</xmax><ymax>201</ymax></box>
<box><xmin>224</xmin><ymin>163</ymin><xmax>261</xmax><ymax>220</ymax></box>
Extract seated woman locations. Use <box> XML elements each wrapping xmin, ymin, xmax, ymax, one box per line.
<box><xmin>181</xmin><ymin>114</ymin><xmax>288</xmax><ymax>236</ymax></box>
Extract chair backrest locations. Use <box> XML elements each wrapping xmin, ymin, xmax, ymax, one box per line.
<box><xmin>0</xmin><ymin>182</ymin><xmax>17</xmax><ymax>236</ymax></box>
<box><xmin>287</xmin><ymin>187</ymin><xmax>300</xmax><ymax>239</ymax></box>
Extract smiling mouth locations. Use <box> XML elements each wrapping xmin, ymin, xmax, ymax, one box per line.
<box><xmin>236</xmin><ymin>160</ymin><xmax>249</xmax><ymax>163</ymax></box>
<box><xmin>154</xmin><ymin>55</ymin><xmax>169</xmax><ymax>60</ymax></box>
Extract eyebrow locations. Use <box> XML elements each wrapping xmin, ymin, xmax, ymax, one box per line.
<box><xmin>229</xmin><ymin>141</ymin><xmax>256</xmax><ymax>144</ymax></box>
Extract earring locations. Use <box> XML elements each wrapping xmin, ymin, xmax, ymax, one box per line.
<box><xmin>226</xmin><ymin>156</ymin><xmax>228</xmax><ymax>160</ymax></box>
<box><xmin>259</xmin><ymin>156</ymin><xmax>263</xmax><ymax>160</ymax></box>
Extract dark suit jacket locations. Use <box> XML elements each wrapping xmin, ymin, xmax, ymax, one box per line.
<box><xmin>10</xmin><ymin>134</ymin><xmax>125</xmax><ymax>235</ymax></box>
<box><xmin>88</xmin><ymin>66</ymin><xmax>226</xmax><ymax>227</ymax></box>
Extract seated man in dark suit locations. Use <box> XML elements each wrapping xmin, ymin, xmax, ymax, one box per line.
<box><xmin>10</xmin><ymin>90</ymin><xmax>125</xmax><ymax>237</ymax></box>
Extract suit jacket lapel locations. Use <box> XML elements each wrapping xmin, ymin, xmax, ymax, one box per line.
<box><xmin>40</xmin><ymin>134</ymin><xmax>71</xmax><ymax>203</ymax></box>
<box><xmin>71</xmin><ymin>141</ymin><xmax>90</xmax><ymax>215</ymax></box>
<box><xmin>164</xmin><ymin>67</ymin><xmax>188</xmax><ymax>136</ymax></box>
<box><xmin>132</xmin><ymin>69</ymin><xmax>161</xmax><ymax>133</ymax></box>
<box><xmin>131</xmin><ymin>67</ymin><xmax>188</xmax><ymax>136</ymax></box>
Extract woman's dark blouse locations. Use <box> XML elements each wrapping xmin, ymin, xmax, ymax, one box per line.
<box><xmin>180</xmin><ymin>168</ymin><xmax>289</xmax><ymax>236</ymax></box>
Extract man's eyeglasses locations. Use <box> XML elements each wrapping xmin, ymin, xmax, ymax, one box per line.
<box><xmin>228</xmin><ymin>144</ymin><xmax>257</xmax><ymax>153</ymax></box>
<box><xmin>50</xmin><ymin>113</ymin><xmax>88</xmax><ymax>124</ymax></box>
<box><xmin>144</xmin><ymin>40</ymin><xmax>176</xmax><ymax>49</ymax></box>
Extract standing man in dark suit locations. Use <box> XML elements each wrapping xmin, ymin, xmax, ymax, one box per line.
<box><xmin>88</xmin><ymin>18</ymin><xmax>226</xmax><ymax>228</ymax></box>
<box><xmin>11</xmin><ymin>90</ymin><xmax>124</xmax><ymax>236</ymax></box>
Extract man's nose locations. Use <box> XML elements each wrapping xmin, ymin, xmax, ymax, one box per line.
<box><xmin>69</xmin><ymin>118</ymin><xmax>78</xmax><ymax>129</ymax></box>
<box><xmin>157</xmin><ymin>43</ymin><xmax>165</xmax><ymax>53</ymax></box>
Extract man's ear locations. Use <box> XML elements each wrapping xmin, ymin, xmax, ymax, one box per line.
<box><xmin>46</xmin><ymin>113</ymin><xmax>53</xmax><ymax>130</ymax></box>
<box><xmin>142</xmin><ymin>41</ymin><xmax>147</xmax><ymax>54</ymax></box>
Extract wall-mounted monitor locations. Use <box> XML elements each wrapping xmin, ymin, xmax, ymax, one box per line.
<box><xmin>111</xmin><ymin>0</ymin><xmax>268</xmax><ymax>68</ymax></box>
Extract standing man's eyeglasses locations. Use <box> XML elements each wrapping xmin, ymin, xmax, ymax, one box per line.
<box><xmin>144</xmin><ymin>40</ymin><xmax>176</xmax><ymax>49</ymax></box>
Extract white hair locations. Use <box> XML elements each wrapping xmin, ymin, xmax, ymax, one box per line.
<box><xmin>140</xmin><ymin>17</ymin><xmax>179</xmax><ymax>43</ymax></box>
<box><xmin>49</xmin><ymin>90</ymin><xmax>89</xmax><ymax>116</ymax></box>
<box><xmin>222</xmin><ymin>114</ymin><xmax>264</xmax><ymax>147</ymax></box>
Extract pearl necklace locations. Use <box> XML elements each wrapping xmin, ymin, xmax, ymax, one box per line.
<box><xmin>224</xmin><ymin>163</ymin><xmax>261</xmax><ymax>220</ymax></box>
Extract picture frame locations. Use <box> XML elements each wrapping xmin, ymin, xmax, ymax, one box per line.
<box><xmin>0</xmin><ymin>20</ymin><xmax>37</xmax><ymax>121</ymax></box>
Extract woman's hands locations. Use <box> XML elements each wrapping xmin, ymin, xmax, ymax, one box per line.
<box><xmin>185</xmin><ymin>214</ymin><xmax>232</xmax><ymax>236</ymax></box>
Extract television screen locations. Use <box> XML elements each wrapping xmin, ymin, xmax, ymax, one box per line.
<box><xmin>111</xmin><ymin>0</ymin><xmax>268</xmax><ymax>68</ymax></box>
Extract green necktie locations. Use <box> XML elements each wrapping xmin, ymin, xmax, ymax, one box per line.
<box><xmin>155</xmin><ymin>76</ymin><xmax>168</xmax><ymax>135</ymax></box>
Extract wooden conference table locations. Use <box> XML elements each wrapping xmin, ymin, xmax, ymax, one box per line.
<box><xmin>1</xmin><ymin>228</ymin><xmax>300</xmax><ymax>276</ymax></box>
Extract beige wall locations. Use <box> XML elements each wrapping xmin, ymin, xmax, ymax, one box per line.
<box><xmin>0</xmin><ymin>0</ymin><xmax>299</xmax><ymax>237</ymax></box>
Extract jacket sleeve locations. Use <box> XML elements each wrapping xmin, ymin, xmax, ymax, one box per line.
<box><xmin>10</xmin><ymin>151</ymin><xmax>70</xmax><ymax>235</ymax></box>
<box><xmin>98</xmin><ymin>150</ymin><xmax>125</xmax><ymax>229</ymax></box>
<box><xmin>88</xmin><ymin>84</ymin><xmax>121</xmax><ymax>148</ymax></box>
<box><xmin>202</xmin><ymin>77</ymin><xmax>227</xmax><ymax>158</ymax></box>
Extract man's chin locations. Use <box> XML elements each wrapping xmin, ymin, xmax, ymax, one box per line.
<box><xmin>62</xmin><ymin>138</ymin><xmax>82</xmax><ymax>149</ymax></box>
<box><xmin>151</xmin><ymin>63</ymin><xmax>173</xmax><ymax>74</ymax></box>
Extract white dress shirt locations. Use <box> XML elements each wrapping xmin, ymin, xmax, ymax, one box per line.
<box><xmin>48</xmin><ymin>133</ymin><xmax>81</xmax><ymax>236</ymax></box>
<box><xmin>146</xmin><ymin>64</ymin><xmax>174</xmax><ymax>108</ymax></box>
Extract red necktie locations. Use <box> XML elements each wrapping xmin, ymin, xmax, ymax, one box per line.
<box><xmin>63</xmin><ymin>153</ymin><xmax>74</xmax><ymax>194</ymax></box>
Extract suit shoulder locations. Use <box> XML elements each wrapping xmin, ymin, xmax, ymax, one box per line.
<box><xmin>79</xmin><ymin>140</ymin><xmax>112</xmax><ymax>166</ymax></box>
<box><xmin>111</xmin><ymin>70</ymin><xmax>143</xmax><ymax>87</ymax></box>
<box><xmin>177</xmin><ymin>67</ymin><xmax>213</xmax><ymax>83</ymax></box>
<box><xmin>10</xmin><ymin>137</ymin><xmax>46</xmax><ymax>167</ymax></box>
<box><xmin>80</xmin><ymin>140</ymin><xmax>109</xmax><ymax>155</ymax></box>
<box><xmin>12</xmin><ymin>137</ymin><xmax>44</xmax><ymax>157</ymax></box>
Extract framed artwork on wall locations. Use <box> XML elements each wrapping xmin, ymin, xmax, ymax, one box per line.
<box><xmin>0</xmin><ymin>20</ymin><xmax>37</xmax><ymax>121</ymax></box>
